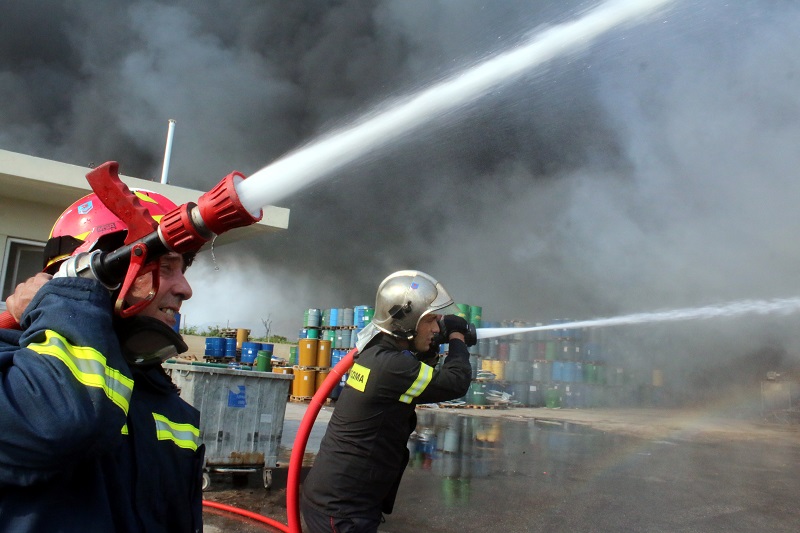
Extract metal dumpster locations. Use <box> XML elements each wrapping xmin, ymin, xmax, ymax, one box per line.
<box><xmin>164</xmin><ymin>363</ymin><xmax>293</xmax><ymax>490</ymax></box>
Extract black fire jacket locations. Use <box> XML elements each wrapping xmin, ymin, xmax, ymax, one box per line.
<box><xmin>301</xmin><ymin>334</ymin><xmax>472</xmax><ymax>520</ymax></box>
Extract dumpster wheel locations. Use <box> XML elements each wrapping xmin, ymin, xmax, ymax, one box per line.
<box><xmin>202</xmin><ymin>472</ymin><xmax>211</xmax><ymax>491</ymax></box>
<box><xmin>263</xmin><ymin>467</ymin><xmax>273</xmax><ymax>490</ymax></box>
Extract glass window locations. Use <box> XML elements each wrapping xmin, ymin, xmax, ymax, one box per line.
<box><xmin>1</xmin><ymin>239</ymin><xmax>45</xmax><ymax>301</ymax></box>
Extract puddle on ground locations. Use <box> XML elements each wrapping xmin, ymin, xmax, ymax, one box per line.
<box><xmin>204</xmin><ymin>410</ymin><xmax>800</xmax><ymax>532</ymax></box>
<box><xmin>408</xmin><ymin>409</ymin><xmax>620</xmax><ymax>482</ymax></box>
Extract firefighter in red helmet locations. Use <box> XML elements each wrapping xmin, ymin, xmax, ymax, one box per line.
<box><xmin>40</xmin><ymin>189</ymin><xmax>195</xmax><ymax>336</ymax></box>
<box><xmin>0</xmin><ymin>189</ymin><xmax>204</xmax><ymax>532</ymax></box>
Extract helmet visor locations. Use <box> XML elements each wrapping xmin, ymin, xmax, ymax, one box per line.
<box><xmin>429</xmin><ymin>282</ymin><xmax>454</xmax><ymax>312</ymax></box>
<box><xmin>416</xmin><ymin>282</ymin><xmax>456</xmax><ymax>328</ymax></box>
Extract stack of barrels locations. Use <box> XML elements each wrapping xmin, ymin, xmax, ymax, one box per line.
<box><xmin>290</xmin><ymin>337</ymin><xmax>332</xmax><ymax>399</ymax></box>
<box><xmin>203</xmin><ymin>329</ymin><xmax>244</xmax><ymax>361</ymax></box>
<box><xmin>477</xmin><ymin>322</ymin><xmax>537</xmax><ymax>407</ymax></box>
<box><xmin>203</xmin><ymin>337</ymin><xmax>227</xmax><ymax>359</ymax></box>
<box><xmin>471</xmin><ymin>319</ymin><xmax>620</xmax><ymax>408</ymax></box>
<box><xmin>291</xmin><ymin>306</ymin><xmax>374</xmax><ymax>400</ymax></box>
<box><xmin>240</xmin><ymin>340</ymin><xmax>274</xmax><ymax>371</ymax></box>
<box><xmin>203</xmin><ymin>328</ymin><xmax>274</xmax><ymax>371</ymax></box>
<box><xmin>444</xmin><ymin>304</ymin><xmax>487</xmax><ymax>406</ymax></box>
<box><xmin>299</xmin><ymin>307</ymin><xmax>375</xmax><ymax>349</ymax></box>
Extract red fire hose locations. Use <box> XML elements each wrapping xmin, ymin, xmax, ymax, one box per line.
<box><xmin>286</xmin><ymin>348</ymin><xmax>356</xmax><ymax>532</ymax></box>
<box><xmin>201</xmin><ymin>349</ymin><xmax>356</xmax><ymax>533</ymax></box>
<box><xmin>202</xmin><ymin>499</ymin><xmax>289</xmax><ymax>532</ymax></box>
<box><xmin>0</xmin><ymin>312</ymin><xmax>18</xmax><ymax>330</ymax></box>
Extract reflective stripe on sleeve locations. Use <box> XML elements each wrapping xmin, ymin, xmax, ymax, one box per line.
<box><xmin>153</xmin><ymin>413</ymin><xmax>200</xmax><ymax>451</ymax></box>
<box><xmin>399</xmin><ymin>364</ymin><xmax>433</xmax><ymax>404</ymax></box>
<box><xmin>28</xmin><ymin>330</ymin><xmax>134</xmax><ymax>414</ymax></box>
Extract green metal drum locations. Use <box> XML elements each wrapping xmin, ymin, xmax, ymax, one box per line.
<box><xmin>545</xmin><ymin>388</ymin><xmax>561</xmax><ymax>408</ymax></box>
<box><xmin>468</xmin><ymin>305</ymin><xmax>482</xmax><ymax>327</ymax></box>
<box><xmin>584</xmin><ymin>363</ymin><xmax>597</xmax><ymax>384</ymax></box>
<box><xmin>468</xmin><ymin>381</ymin><xmax>487</xmax><ymax>405</ymax></box>
<box><xmin>544</xmin><ymin>341</ymin><xmax>557</xmax><ymax>361</ymax></box>
<box><xmin>455</xmin><ymin>304</ymin><xmax>470</xmax><ymax>323</ymax></box>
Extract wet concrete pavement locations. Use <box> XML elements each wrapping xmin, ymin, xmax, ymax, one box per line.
<box><xmin>203</xmin><ymin>404</ymin><xmax>800</xmax><ymax>532</ymax></box>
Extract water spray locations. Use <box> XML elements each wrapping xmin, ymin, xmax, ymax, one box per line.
<box><xmin>221</xmin><ymin>1</ymin><xmax>682</xmax><ymax>531</ymax></box>
<box><xmin>476</xmin><ymin>297</ymin><xmax>800</xmax><ymax>340</ymax></box>
<box><xmin>233</xmin><ymin>0</ymin><xmax>677</xmax><ymax>212</ymax></box>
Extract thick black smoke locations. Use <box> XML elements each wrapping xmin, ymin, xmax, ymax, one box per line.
<box><xmin>3</xmin><ymin>1</ymin><xmax>800</xmax><ymax>407</ymax></box>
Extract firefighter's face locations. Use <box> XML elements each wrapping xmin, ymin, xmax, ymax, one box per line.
<box><xmin>126</xmin><ymin>253</ymin><xmax>193</xmax><ymax>329</ymax></box>
<box><xmin>413</xmin><ymin>313</ymin><xmax>441</xmax><ymax>352</ymax></box>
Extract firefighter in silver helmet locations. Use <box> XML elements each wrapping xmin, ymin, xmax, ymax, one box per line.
<box><xmin>301</xmin><ymin>270</ymin><xmax>475</xmax><ymax>533</ymax></box>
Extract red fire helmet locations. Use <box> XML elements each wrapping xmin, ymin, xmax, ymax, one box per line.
<box><xmin>43</xmin><ymin>189</ymin><xmax>178</xmax><ymax>274</ymax></box>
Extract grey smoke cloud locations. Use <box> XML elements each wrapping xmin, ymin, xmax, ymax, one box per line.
<box><xmin>3</xmin><ymin>0</ymin><xmax>800</xmax><ymax>404</ymax></box>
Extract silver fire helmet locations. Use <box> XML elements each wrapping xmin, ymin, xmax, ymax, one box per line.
<box><xmin>371</xmin><ymin>270</ymin><xmax>455</xmax><ymax>341</ymax></box>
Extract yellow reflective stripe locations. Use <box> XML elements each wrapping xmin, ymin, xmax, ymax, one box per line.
<box><xmin>399</xmin><ymin>364</ymin><xmax>433</xmax><ymax>404</ymax></box>
<box><xmin>153</xmin><ymin>413</ymin><xmax>200</xmax><ymax>451</ymax></box>
<box><xmin>134</xmin><ymin>191</ymin><xmax>158</xmax><ymax>205</ymax></box>
<box><xmin>28</xmin><ymin>330</ymin><xmax>134</xmax><ymax>414</ymax></box>
<box><xmin>121</xmin><ymin>423</ymin><xmax>129</xmax><ymax>435</ymax></box>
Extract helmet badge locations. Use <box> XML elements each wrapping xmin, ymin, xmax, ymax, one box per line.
<box><xmin>78</xmin><ymin>200</ymin><xmax>94</xmax><ymax>215</ymax></box>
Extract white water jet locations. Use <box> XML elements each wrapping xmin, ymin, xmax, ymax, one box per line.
<box><xmin>236</xmin><ymin>0</ymin><xmax>676</xmax><ymax>212</ymax></box>
<box><xmin>476</xmin><ymin>297</ymin><xmax>800</xmax><ymax>339</ymax></box>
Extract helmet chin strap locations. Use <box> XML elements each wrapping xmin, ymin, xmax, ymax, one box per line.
<box><xmin>392</xmin><ymin>329</ymin><xmax>417</xmax><ymax>342</ymax></box>
<box><xmin>114</xmin><ymin>315</ymin><xmax>188</xmax><ymax>366</ymax></box>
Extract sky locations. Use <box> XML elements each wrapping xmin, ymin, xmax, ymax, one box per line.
<box><xmin>3</xmin><ymin>0</ymin><xmax>800</xmax><ymax>403</ymax></box>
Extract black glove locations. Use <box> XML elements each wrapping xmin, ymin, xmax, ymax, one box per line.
<box><xmin>440</xmin><ymin>315</ymin><xmax>478</xmax><ymax>347</ymax></box>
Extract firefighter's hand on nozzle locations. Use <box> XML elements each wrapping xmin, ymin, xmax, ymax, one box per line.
<box><xmin>442</xmin><ymin>315</ymin><xmax>469</xmax><ymax>336</ymax></box>
<box><xmin>440</xmin><ymin>315</ymin><xmax>478</xmax><ymax>347</ymax></box>
<box><xmin>6</xmin><ymin>272</ymin><xmax>52</xmax><ymax>322</ymax></box>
